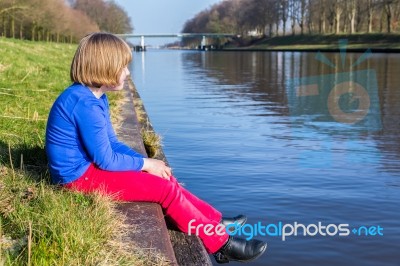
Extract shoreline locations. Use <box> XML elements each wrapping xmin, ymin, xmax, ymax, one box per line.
<box><xmin>171</xmin><ymin>46</ymin><xmax>400</xmax><ymax>54</ymax></box>
<box><xmin>173</xmin><ymin>45</ymin><xmax>400</xmax><ymax>54</ymax></box>
<box><xmin>179</xmin><ymin>33</ymin><xmax>400</xmax><ymax>53</ymax></box>
<box><xmin>219</xmin><ymin>47</ymin><xmax>400</xmax><ymax>53</ymax></box>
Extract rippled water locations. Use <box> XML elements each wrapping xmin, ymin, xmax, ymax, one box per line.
<box><xmin>130</xmin><ymin>50</ymin><xmax>400</xmax><ymax>266</ymax></box>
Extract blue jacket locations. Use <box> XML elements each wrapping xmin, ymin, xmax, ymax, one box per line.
<box><xmin>45</xmin><ymin>83</ymin><xmax>144</xmax><ymax>184</ymax></box>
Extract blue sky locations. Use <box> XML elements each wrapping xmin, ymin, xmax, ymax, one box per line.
<box><xmin>114</xmin><ymin>0</ymin><xmax>222</xmax><ymax>46</ymax></box>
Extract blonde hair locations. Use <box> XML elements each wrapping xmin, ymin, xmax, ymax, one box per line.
<box><xmin>70</xmin><ymin>32</ymin><xmax>132</xmax><ymax>88</ymax></box>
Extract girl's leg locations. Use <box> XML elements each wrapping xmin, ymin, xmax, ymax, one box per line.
<box><xmin>65</xmin><ymin>164</ymin><xmax>228</xmax><ymax>254</ymax></box>
<box><xmin>169</xmin><ymin>176</ymin><xmax>222</xmax><ymax>223</ymax></box>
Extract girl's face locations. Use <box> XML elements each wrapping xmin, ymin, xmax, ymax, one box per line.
<box><xmin>104</xmin><ymin>66</ymin><xmax>130</xmax><ymax>92</ymax></box>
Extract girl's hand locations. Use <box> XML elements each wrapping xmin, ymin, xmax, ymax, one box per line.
<box><xmin>141</xmin><ymin>158</ymin><xmax>172</xmax><ymax>180</ymax></box>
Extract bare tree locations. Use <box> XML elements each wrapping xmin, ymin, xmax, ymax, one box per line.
<box><xmin>103</xmin><ymin>1</ymin><xmax>133</xmax><ymax>34</ymax></box>
<box><xmin>181</xmin><ymin>0</ymin><xmax>400</xmax><ymax>38</ymax></box>
<box><xmin>367</xmin><ymin>0</ymin><xmax>375</xmax><ymax>32</ymax></box>
<box><xmin>317</xmin><ymin>0</ymin><xmax>327</xmax><ymax>33</ymax></box>
<box><xmin>327</xmin><ymin>2</ymin><xmax>336</xmax><ymax>32</ymax></box>
<box><xmin>241</xmin><ymin>0</ymin><xmax>279</xmax><ymax>36</ymax></box>
<box><xmin>383</xmin><ymin>0</ymin><xmax>398</xmax><ymax>33</ymax></box>
<box><xmin>299</xmin><ymin>0</ymin><xmax>308</xmax><ymax>34</ymax></box>
<box><xmin>281</xmin><ymin>0</ymin><xmax>289</xmax><ymax>35</ymax></box>
<box><xmin>289</xmin><ymin>0</ymin><xmax>298</xmax><ymax>35</ymax></box>
<box><xmin>354</xmin><ymin>0</ymin><xmax>364</xmax><ymax>32</ymax></box>
<box><xmin>347</xmin><ymin>0</ymin><xmax>357</xmax><ymax>33</ymax></box>
<box><xmin>0</xmin><ymin>0</ymin><xmax>130</xmax><ymax>42</ymax></box>
<box><xmin>307</xmin><ymin>0</ymin><xmax>318</xmax><ymax>33</ymax></box>
<box><xmin>0</xmin><ymin>0</ymin><xmax>27</xmax><ymax>38</ymax></box>
<box><xmin>333</xmin><ymin>0</ymin><xmax>344</xmax><ymax>33</ymax></box>
<box><xmin>74</xmin><ymin>0</ymin><xmax>132</xmax><ymax>33</ymax></box>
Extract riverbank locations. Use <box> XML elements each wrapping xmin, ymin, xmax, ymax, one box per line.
<box><xmin>225</xmin><ymin>33</ymin><xmax>400</xmax><ymax>52</ymax></box>
<box><xmin>0</xmin><ymin>38</ymin><xmax>148</xmax><ymax>265</ymax></box>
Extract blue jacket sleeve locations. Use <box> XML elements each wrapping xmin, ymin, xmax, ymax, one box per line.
<box><xmin>108</xmin><ymin>124</ymin><xmax>146</xmax><ymax>158</ymax></box>
<box><xmin>73</xmin><ymin>100</ymin><xmax>144</xmax><ymax>171</ymax></box>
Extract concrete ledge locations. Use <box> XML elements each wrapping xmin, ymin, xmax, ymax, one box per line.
<box><xmin>115</xmin><ymin>78</ymin><xmax>212</xmax><ymax>265</ymax></box>
<box><xmin>116</xmin><ymin>202</ymin><xmax>176</xmax><ymax>264</ymax></box>
<box><xmin>114</xmin><ymin>80</ymin><xmax>177</xmax><ymax>265</ymax></box>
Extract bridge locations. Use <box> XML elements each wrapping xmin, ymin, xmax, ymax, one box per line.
<box><xmin>116</xmin><ymin>33</ymin><xmax>239</xmax><ymax>51</ymax></box>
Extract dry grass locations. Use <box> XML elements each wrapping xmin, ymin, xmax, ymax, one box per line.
<box><xmin>128</xmin><ymin>79</ymin><xmax>163</xmax><ymax>159</ymax></box>
<box><xmin>141</xmin><ymin>129</ymin><xmax>162</xmax><ymax>159</ymax></box>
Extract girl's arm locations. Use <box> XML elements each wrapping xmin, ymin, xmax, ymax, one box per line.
<box><xmin>74</xmin><ymin>101</ymin><xmax>144</xmax><ymax>171</ymax></box>
<box><xmin>108</xmin><ymin>126</ymin><xmax>145</xmax><ymax>158</ymax></box>
<box><xmin>104</xmin><ymin>95</ymin><xmax>145</xmax><ymax>158</ymax></box>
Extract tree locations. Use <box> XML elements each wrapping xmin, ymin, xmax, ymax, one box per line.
<box><xmin>333</xmin><ymin>0</ymin><xmax>344</xmax><ymax>33</ymax></box>
<box><xmin>299</xmin><ymin>0</ymin><xmax>308</xmax><ymax>35</ymax></box>
<box><xmin>347</xmin><ymin>0</ymin><xmax>357</xmax><ymax>33</ymax></box>
<box><xmin>313</xmin><ymin>0</ymin><xmax>327</xmax><ymax>34</ymax></box>
<box><xmin>74</xmin><ymin>0</ymin><xmax>132</xmax><ymax>33</ymax></box>
<box><xmin>237</xmin><ymin>0</ymin><xmax>278</xmax><ymax>36</ymax></box>
<box><xmin>367</xmin><ymin>0</ymin><xmax>376</xmax><ymax>32</ymax></box>
<box><xmin>382</xmin><ymin>0</ymin><xmax>400</xmax><ymax>33</ymax></box>
<box><xmin>181</xmin><ymin>0</ymin><xmax>400</xmax><ymax>38</ymax></box>
<box><xmin>281</xmin><ymin>0</ymin><xmax>289</xmax><ymax>35</ymax></box>
<box><xmin>0</xmin><ymin>0</ymin><xmax>131</xmax><ymax>42</ymax></box>
<box><xmin>0</xmin><ymin>0</ymin><xmax>27</xmax><ymax>38</ymax></box>
<box><xmin>103</xmin><ymin>1</ymin><xmax>133</xmax><ymax>33</ymax></box>
<box><xmin>289</xmin><ymin>0</ymin><xmax>299</xmax><ymax>35</ymax></box>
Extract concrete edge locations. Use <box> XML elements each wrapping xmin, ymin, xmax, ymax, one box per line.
<box><xmin>114</xmin><ymin>79</ymin><xmax>178</xmax><ymax>265</ymax></box>
<box><xmin>125</xmin><ymin>77</ymin><xmax>213</xmax><ymax>266</ymax></box>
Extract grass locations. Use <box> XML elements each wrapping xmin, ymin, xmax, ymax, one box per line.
<box><xmin>0</xmin><ymin>167</ymin><xmax>141</xmax><ymax>265</ymax></box>
<box><xmin>0</xmin><ymin>38</ymin><xmax>151</xmax><ymax>265</ymax></box>
<box><xmin>141</xmin><ymin>129</ymin><xmax>162</xmax><ymax>159</ymax></box>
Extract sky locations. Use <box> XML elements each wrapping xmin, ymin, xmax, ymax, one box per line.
<box><xmin>113</xmin><ymin>0</ymin><xmax>222</xmax><ymax>46</ymax></box>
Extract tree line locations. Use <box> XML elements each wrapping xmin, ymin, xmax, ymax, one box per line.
<box><xmin>0</xmin><ymin>0</ymin><xmax>133</xmax><ymax>43</ymax></box>
<box><xmin>182</xmin><ymin>0</ymin><xmax>400</xmax><ymax>36</ymax></box>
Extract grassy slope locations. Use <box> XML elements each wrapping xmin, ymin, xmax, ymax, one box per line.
<box><xmin>229</xmin><ymin>33</ymin><xmax>400</xmax><ymax>50</ymax></box>
<box><xmin>0</xmin><ymin>38</ymin><xmax>143</xmax><ymax>265</ymax></box>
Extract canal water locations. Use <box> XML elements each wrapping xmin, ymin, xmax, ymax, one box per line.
<box><xmin>129</xmin><ymin>50</ymin><xmax>400</xmax><ymax>266</ymax></box>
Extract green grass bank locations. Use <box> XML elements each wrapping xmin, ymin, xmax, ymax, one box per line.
<box><xmin>228</xmin><ymin>33</ymin><xmax>400</xmax><ymax>51</ymax></box>
<box><xmin>0</xmin><ymin>38</ymin><xmax>145</xmax><ymax>265</ymax></box>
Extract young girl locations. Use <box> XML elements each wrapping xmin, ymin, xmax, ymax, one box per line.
<box><xmin>45</xmin><ymin>32</ymin><xmax>266</xmax><ymax>264</ymax></box>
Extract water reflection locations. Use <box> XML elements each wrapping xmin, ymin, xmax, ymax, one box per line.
<box><xmin>181</xmin><ymin>51</ymin><xmax>400</xmax><ymax>174</ymax></box>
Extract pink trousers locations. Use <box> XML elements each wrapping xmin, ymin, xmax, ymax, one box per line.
<box><xmin>64</xmin><ymin>164</ymin><xmax>228</xmax><ymax>253</ymax></box>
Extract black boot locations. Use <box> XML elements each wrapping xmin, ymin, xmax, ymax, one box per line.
<box><xmin>213</xmin><ymin>236</ymin><xmax>267</xmax><ymax>264</ymax></box>
<box><xmin>220</xmin><ymin>214</ymin><xmax>247</xmax><ymax>227</ymax></box>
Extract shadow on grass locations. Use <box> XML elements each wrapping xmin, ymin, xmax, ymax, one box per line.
<box><xmin>0</xmin><ymin>140</ymin><xmax>51</xmax><ymax>184</ymax></box>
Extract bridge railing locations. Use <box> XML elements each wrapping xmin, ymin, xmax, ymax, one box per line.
<box><xmin>116</xmin><ymin>33</ymin><xmax>240</xmax><ymax>51</ymax></box>
<box><xmin>116</xmin><ymin>33</ymin><xmax>239</xmax><ymax>38</ymax></box>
